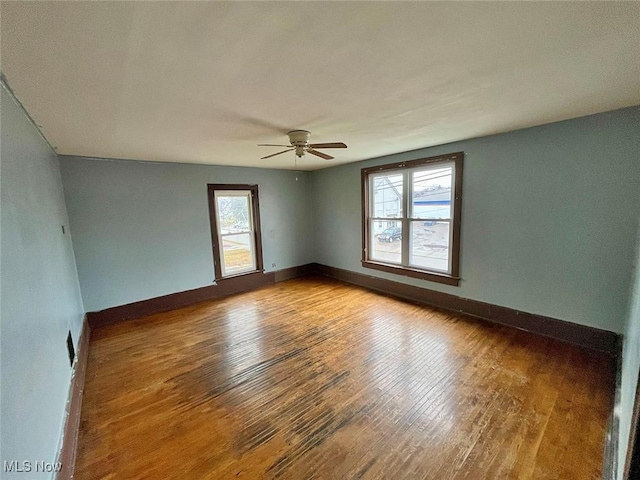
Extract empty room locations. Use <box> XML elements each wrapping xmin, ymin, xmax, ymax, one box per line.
<box><xmin>2</xmin><ymin>2</ymin><xmax>640</xmax><ymax>479</ymax></box>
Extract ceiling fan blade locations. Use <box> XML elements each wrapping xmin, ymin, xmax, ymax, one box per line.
<box><xmin>307</xmin><ymin>149</ymin><xmax>334</xmax><ymax>160</ymax></box>
<box><xmin>261</xmin><ymin>148</ymin><xmax>294</xmax><ymax>159</ymax></box>
<box><xmin>257</xmin><ymin>144</ymin><xmax>291</xmax><ymax>147</ymax></box>
<box><xmin>308</xmin><ymin>142</ymin><xmax>347</xmax><ymax>149</ymax></box>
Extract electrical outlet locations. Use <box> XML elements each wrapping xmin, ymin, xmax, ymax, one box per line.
<box><xmin>272</xmin><ymin>263</ymin><xmax>276</xmax><ymax>268</ymax></box>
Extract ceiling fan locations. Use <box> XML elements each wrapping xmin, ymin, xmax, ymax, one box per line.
<box><xmin>259</xmin><ymin>130</ymin><xmax>347</xmax><ymax>160</ymax></box>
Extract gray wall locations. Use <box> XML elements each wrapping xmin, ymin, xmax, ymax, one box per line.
<box><xmin>312</xmin><ymin>106</ymin><xmax>640</xmax><ymax>333</ymax></box>
<box><xmin>1</xmin><ymin>86</ymin><xmax>85</xmax><ymax>477</ymax></box>
<box><xmin>618</xmin><ymin>217</ymin><xmax>640</xmax><ymax>479</ymax></box>
<box><xmin>58</xmin><ymin>157</ymin><xmax>314</xmax><ymax>312</ymax></box>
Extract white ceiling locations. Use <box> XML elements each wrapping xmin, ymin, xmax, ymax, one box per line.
<box><xmin>1</xmin><ymin>2</ymin><xmax>639</xmax><ymax>171</ymax></box>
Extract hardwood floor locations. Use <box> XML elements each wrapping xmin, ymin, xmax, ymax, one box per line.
<box><xmin>75</xmin><ymin>276</ymin><xmax>615</xmax><ymax>479</ymax></box>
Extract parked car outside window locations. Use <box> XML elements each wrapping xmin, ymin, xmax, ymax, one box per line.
<box><xmin>378</xmin><ymin>227</ymin><xmax>402</xmax><ymax>242</ymax></box>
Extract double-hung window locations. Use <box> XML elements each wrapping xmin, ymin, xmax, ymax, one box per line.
<box><xmin>361</xmin><ymin>152</ymin><xmax>463</xmax><ymax>286</ymax></box>
<box><xmin>207</xmin><ymin>184</ymin><xmax>264</xmax><ymax>280</ymax></box>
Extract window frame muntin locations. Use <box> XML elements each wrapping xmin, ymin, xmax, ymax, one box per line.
<box><xmin>207</xmin><ymin>184</ymin><xmax>264</xmax><ymax>281</ymax></box>
<box><xmin>361</xmin><ymin>152</ymin><xmax>463</xmax><ymax>287</ymax></box>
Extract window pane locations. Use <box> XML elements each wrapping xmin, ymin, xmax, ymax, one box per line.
<box><xmin>216</xmin><ymin>194</ymin><xmax>251</xmax><ymax>234</ymax></box>
<box><xmin>409</xmin><ymin>221</ymin><xmax>450</xmax><ymax>273</ymax></box>
<box><xmin>372</xmin><ymin>173</ymin><xmax>403</xmax><ymax>218</ymax></box>
<box><xmin>221</xmin><ymin>233</ymin><xmax>255</xmax><ymax>276</ymax></box>
<box><xmin>370</xmin><ymin>220</ymin><xmax>402</xmax><ymax>264</ymax></box>
<box><xmin>412</xmin><ymin>166</ymin><xmax>452</xmax><ymax>219</ymax></box>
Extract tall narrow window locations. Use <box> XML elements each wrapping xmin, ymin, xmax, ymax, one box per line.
<box><xmin>362</xmin><ymin>152</ymin><xmax>463</xmax><ymax>286</ymax></box>
<box><xmin>207</xmin><ymin>184</ymin><xmax>263</xmax><ymax>280</ymax></box>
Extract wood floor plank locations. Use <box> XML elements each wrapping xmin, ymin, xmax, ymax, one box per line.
<box><xmin>75</xmin><ymin>276</ymin><xmax>615</xmax><ymax>479</ymax></box>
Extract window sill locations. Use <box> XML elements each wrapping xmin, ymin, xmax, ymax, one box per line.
<box><xmin>361</xmin><ymin>261</ymin><xmax>460</xmax><ymax>286</ymax></box>
<box><xmin>216</xmin><ymin>269</ymin><xmax>265</xmax><ymax>283</ymax></box>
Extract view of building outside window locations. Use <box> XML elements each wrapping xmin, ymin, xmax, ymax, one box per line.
<box><xmin>370</xmin><ymin>174</ymin><xmax>403</xmax><ymax>264</ymax></box>
<box><xmin>370</xmin><ymin>166</ymin><xmax>453</xmax><ymax>273</ymax></box>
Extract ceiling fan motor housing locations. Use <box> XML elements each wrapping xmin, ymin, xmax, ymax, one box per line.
<box><xmin>288</xmin><ymin>130</ymin><xmax>311</xmax><ymax>146</ymax></box>
<box><xmin>288</xmin><ymin>130</ymin><xmax>310</xmax><ymax>157</ymax></box>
